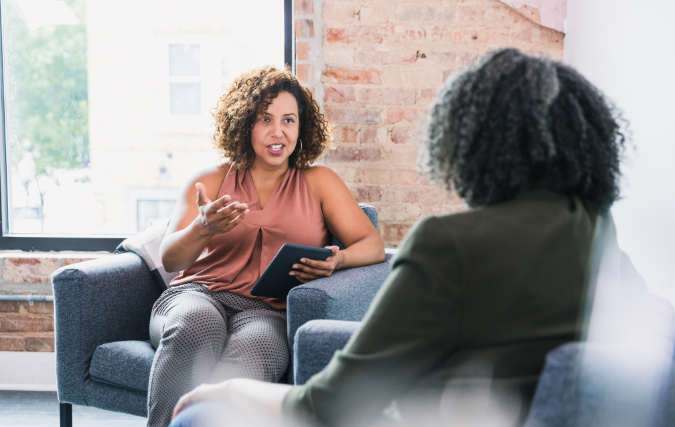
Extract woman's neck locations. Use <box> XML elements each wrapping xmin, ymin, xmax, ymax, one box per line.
<box><xmin>249</xmin><ymin>159</ymin><xmax>289</xmax><ymax>190</ymax></box>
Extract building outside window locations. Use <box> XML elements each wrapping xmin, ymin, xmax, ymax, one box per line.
<box><xmin>0</xmin><ymin>0</ymin><xmax>289</xmax><ymax>249</ymax></box>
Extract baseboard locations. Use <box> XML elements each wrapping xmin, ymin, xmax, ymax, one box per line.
<box><xmin>0</xmin><ymin>351</ymin><xmax>57</xmax><ymax>391</ymax></box>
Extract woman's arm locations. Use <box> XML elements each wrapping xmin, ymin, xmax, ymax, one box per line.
<box><xmin>160</xmin><ymin>165</ymin><xmax>249</xmax><ymax>273</ymax></box>
<box><xmin>292</xmin><ymin>165</ymin><xmax>385</xmax><ymax>283</ymax></box>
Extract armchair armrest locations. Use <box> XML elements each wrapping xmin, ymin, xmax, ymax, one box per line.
<box><xmin>287</xmin><ymin>251</ymin><xmax>395</xmax><ymax>369</ymax></box>
<box><xmin>51</xmin><ymin>252</ymin><xmax>161</xmax><ymax>405</ymax></box>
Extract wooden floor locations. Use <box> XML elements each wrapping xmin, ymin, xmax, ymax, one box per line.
<box><xmin>0</xmin><ymin>390</ymin><xmax>146</xmax><ymax>427</ymax></box>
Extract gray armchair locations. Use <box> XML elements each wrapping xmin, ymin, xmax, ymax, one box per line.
<box><xmin>52</xmin><ymin>204</ymin><xmax>392</xmax><ymax>427</ymax></box>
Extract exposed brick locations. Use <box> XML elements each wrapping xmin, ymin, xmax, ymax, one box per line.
<box><xmin>451</xmin><ymin>29</ymin><xmax>510</xmax><ymax>44</ymax></box>
<box><xmin>360</xmin><ymin>168</ymin><xmax>394</xmax><ymax>185</ymax></box>
<box><xmin>0</xmin><ymin>314</ymin><xmax>53</xmax><ymax>333</ymax></box>
<box><xmin>61</xmin><ymin>258</ymin><xmax>95</xmax><ymax>268</ymax></box>
<box><xmin>0</xmin><ymin>301</ymin><xmax>20</xmax><ymax>313</ymax></box>
<box><xmin>25</xmin><ymin>335</ymin><xmax>54</xmax><ymax>352</ymax></box>
<box><xmin>355</xmin><ymin>186</ymin><xmax>382</xmax><ymax>202</ymax></box>
<box><xmin>324</xmin><ymin>47</ymin><xmax>355</xmax><ymax>65</ymax></box>
<box><xmin>355</xmin><ymin>49</ymin><xmax>417</xmax><ymax>65</ymax></box>
<box><xmin>395</xmin><ymin>5</ymin><xmax>454</xmax><ymax>21</ymax></box>
<box><xmin>324</xmin><ymin>68</ymin><xmax>381</xmax><ymax>85</ymax></box>
<box><xmin>455</xmin><ymin>5</ymin><xmax>516</xmax><ymax>25</ymax></box>
<box><xmin>398</xmin><ymin>170</ymin><xmax>418</xmax><ymax>185</ymax></box>
<box><xmin>391</xmin><ymin>127</ymin><xmax>419</xmax><ymax>144</ymax></box>
<box><xmin>512</xmin><ymin>27</ymin><xmax>563</xmax><ymax>45</ymax></box>
<box><xmin>297</xmin><ymin>64</ymin><xmax>313</xmax><ymax>84</ymax></box>
<box><xmin>333</xmin><ymin>126</ymin><xmax>359</xmax><ymax>143</ymax></box>
<box><xmin>325</xmin><ymin>106</ymin><xmax>381</xmax><ymax>124</ymax></box>
<box><xmin>0</xmin><ymin>334</ymin><xmax>25</xmax><ymax>351</ymax></box>
<box><xmin>359</xmin><ymin>5</ymin><xmax>392</xmax><ymax>23</ymax></box>
<box><xmin>443</xmin><ymin>69</ymin><xmax>456</xmax><ymax>81</ymax></box>
<box><xmin>387</xmin><ymin>146</ymin><xmax>421</xmax><ymax>166</ymax></box>
<box><xmin>389</xmin><ymin>26</ymin><xmax>444</xmax><ymax>42</ymax></box>
<box><xmin>384</xmin><ymin>67</ymin><xmax>442</xmax><ymax>86</ymax></box>
<box><xmin>356</xmin><ymin>87</ymin><xmax>416</xmax><ymax>105</ymax></box>
<box><xmin>426</xmin><ymin>51</ymin><xmax>480</xmax><ymax>67</ymax></box>
<box><xmin>330</xmin><ymin>165</ymin><xmax>359</xmax><ymax>183</ymax></box>
<box><xmin>296</xmin><ymin>19</ymin><xmax>314</xmax><ymax>38</ymax></box>
<box><xmin>383</xmin><ymin>186</ymin><xmax>446</xmax><ymax>205</ymax></box>
<box><xmin>323</xmin><ymin>3</ymin><xmax>359</xmax><ymax>24</ymax></box>
<box><xmin>379</xmin><ymin>204</ymin><xmax>423</xmax><ymax>222</ymax></box>
<box><xmin>361</xmin><ymin>127</ymin><xmax>388</xmax><ymax>145</ymax></box>
<box><xmin>296</xmin><ymin>0</ymin><xmax>313</xmax><ymax>14</ymax></box>
<box><xmin>324</xmin><ymin>85</ymin><xmax>356</xmax><ymax>103</ymax></box>
<box><xmin>326</xmin><ymin>27</ymin><xmax>383</xmax><ymax>44</ymax></box>
<box><xmin>22</xmin><ymin>301</ymin><xmax>54</xmax><ymax>315</ymax></box>
<box><xmin>326</xmin><ymin>147</ymin><xmax>382</xmax><ymax>163</ymax></box>
<box><xmin>386</xmin><ymin>108</ymin><xmax>421</xmax><ymax>125</ymax></box>
<box><xmin>3</xmin><ymin>257</ymin><xmax>59</xmax><ymax>284</ymax></box>
<box><xmin>297</xmin><ymin>41</ymin><xmax>312</xmax><ymax>61</ymax></box>
<box><xmin>382</xmin><ymin>223</ymin><xmax>412</xmax><ymax>243</ymax></box>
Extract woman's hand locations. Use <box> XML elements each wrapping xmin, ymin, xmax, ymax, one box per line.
<box><xmin>172</xmin><ymin>382</ymin><xmax>228</xmax><ymax>419</ymax></box>
<box><xmin>193</xmin><ymin>182</ymin><xmax>249</xmax><ymax>237</ymax></box>
<box><xmin>290</xmin><ymin>246</ymin><xmax>341</xmax><ymax>284</ymax></box>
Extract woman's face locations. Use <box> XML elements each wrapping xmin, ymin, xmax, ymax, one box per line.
<box><xmin>250</xmin><ymin>91</ymin><xmax>300</xmax><ymax>170</ymax></box>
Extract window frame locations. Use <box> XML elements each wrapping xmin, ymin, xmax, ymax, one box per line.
<box><xmin>0</xmin><ymin>0</ymin><xmax>295</xmax><ymax>252</ymax></box>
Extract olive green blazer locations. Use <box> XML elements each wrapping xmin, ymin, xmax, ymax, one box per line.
<box><xmin>284</xmin><ymin>189</ymin><xmax>597</xmax><ymax>427</ymax></box>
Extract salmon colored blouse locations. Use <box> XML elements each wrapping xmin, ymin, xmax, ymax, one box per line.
<box><xmin>170</xmin><ymin>166</ymin><xmax>331</xmax><ymax>309</ymax></box>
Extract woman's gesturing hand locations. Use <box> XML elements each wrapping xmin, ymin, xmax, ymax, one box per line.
<box><xmin>194</xmin><ymin>182</ymin><xmax>249</xmax><ymax>237</ymax></box>
<box><xmin>290</xmin><ymin>246</ymin><xmax>341</xmax><ymax>284</ymax></box>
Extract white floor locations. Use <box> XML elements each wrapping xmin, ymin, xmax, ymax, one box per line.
<box><xmin>0</xmin><ymin>352</ymin><xmax>56</xmax><ymax>391</ymax></box>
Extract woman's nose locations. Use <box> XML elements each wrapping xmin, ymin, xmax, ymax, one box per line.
<box><xmin>271</xmin><ymin>120</ymin><xmax>283</xmax><ymax>137</ymax></box>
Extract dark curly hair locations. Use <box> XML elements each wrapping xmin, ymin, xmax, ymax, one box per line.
<box><xmin>421</xmin><ymin>48</ymin><xmax>626</xmax><ymax>211</ymax></box>
<box><xmin>212</xmin><ymin>66</ymin><xmax>332</xmax><ymax>169</ymax></box>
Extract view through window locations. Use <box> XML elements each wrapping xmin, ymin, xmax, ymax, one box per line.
<box><xmin>1</xmin><ymin>0</ymin><xmax>286</xmax><ymax>237</ymax></box>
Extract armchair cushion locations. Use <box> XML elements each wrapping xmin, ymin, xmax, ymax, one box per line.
<box><xmin>90</xmin><ymin>340</ymin><xmax>155</xmax><ymax>393</ymax></box>
<box><xmin>293</xmin><ymin>319</ymin><xmax>360</xmax><ymax>385</ymax></box>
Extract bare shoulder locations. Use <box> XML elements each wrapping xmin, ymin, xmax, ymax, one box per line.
<box><xmin>182</xmin><ymin>163</ymin><xmax>231</xmax><ymax>200</ymax></box>
<box><xmin>303</xmin><ymin>164</ymin><xmax>344</xmax><ymax>186</ymax></box>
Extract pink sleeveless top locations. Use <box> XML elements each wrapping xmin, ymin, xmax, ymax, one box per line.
<box><xmin>170</xmin><ymin>167</ymin><xmax>331</xmax><ymax>309</ymax></box>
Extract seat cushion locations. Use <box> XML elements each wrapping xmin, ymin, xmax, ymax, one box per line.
<box><xmin>294</xmin><ymin>319</ymin><xmax>360</xmax><ymax>385</ymax></box>
<box><xmin>90</xmin><ymin>340</ymin><xmax>156</xmax><ymax>393</ymax></box>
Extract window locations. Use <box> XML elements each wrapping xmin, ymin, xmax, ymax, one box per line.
<box><xmin>0</xmin><ymin>0</ymin><xmax>293</xmax><ymax>251</ymax></box>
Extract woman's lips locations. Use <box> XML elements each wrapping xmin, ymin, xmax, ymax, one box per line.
<box><xmin>267</xmin><ymin>144</ymin><xmax>284</xmax><ymax>155</ymax></box>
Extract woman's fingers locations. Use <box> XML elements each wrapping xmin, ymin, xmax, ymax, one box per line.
<box><xmin>204</xmin><ymin>194</ymin><xmax>232</xmax><ymax>215</ymax></box>
<box><xmin>172</xmin><ymin>390</ymin><xmax>196</xmax><ymax>419</ymax></box>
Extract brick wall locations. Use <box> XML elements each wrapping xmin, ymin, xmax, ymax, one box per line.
<box><xmin>298</xmin><ymin>0</ymin><xmax>564</xmax><ymax>247</ymax></box>
<box><xmin>0</xmin><ymin>255</ymin><xmax>104</xmax><ymax>351</ymax></box>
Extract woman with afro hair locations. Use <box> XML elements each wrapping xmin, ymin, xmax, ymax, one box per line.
<box><xmin>147</xmin><ymin>66</ymin><xmax>385</xmax><ymax>427</ymax></box>
<box><xmin>169</xmin><ymin>49</ymin><xmax>627</xmax><ymax>427</ymax></box>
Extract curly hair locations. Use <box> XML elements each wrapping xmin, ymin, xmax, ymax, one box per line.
<box><xmin>212</xmin><ymin>66</ymin><xmax>332</xmax><ymax>169</ymax></box>
<box><xmin>421</xmin><ymin>48</ymin><xmax>626</xmax><ymax>211</ymax></box>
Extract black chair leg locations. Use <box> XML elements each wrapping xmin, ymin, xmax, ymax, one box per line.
<box><xmin>60</xmin><ymin>403</ymin><xmax>72</xmax><ymax>427</ymax></box>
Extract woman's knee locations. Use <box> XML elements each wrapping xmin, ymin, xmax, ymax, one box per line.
<box><xmin>160</xmin><ymin>296</ymin><xmax>228</xmax><ymax>348</ymax></box>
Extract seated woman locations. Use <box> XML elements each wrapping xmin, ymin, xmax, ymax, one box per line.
<box><xmin>169</xmin><ymin>48</ymin><xmax>627</xmax><ymax>427</ymax></box>
<box><xmin>147</xmin><ymin>66</ymin><xmax>385</xmax><ymax>427</ymax></box>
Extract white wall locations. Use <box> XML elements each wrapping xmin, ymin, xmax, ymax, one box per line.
<box><xmin>564</xmin><ymin>0</ymin><xmax>675</xmax><ymax>304</ymax></box>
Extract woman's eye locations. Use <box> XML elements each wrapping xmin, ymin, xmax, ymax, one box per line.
<box><xmin>284</xmin><ymin>118</ymin><xmax>295</xmax><ymax>123</ymax></box>
<box><xmin>261</xmin><ymin>116</ymin><xmax>270</xmax><ymax>122</ymax></box>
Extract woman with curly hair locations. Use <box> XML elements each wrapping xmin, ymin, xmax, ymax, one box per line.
<box><xmin>146</xmin><ymin>66</ymin><xmax>385</xmax><ymax>427</ymax></box>
<box><xmin>169</xmin><ymin>49</ymin><xmax>627</xmax><ymax>427</ymax></box>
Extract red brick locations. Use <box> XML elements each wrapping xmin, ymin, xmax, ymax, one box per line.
<box><xmin>388</xmin><ymin>146</ymin><xmax>421</xmax><ymax>166</ymax></box>
<box><xmin>384</xmin><ymin>67</ymin><xmax>442</xmax><ymax>86</ymax></box>
<box><xmin>455</xmin><ymin>5</ymin><xmax>515</xmax><ymax>25</ymax></box>
<box><xmin>386</xmin><ymin>107</ymin><xmax>421</xmax><ymax>124</ymax></box>
<box><xmin>333</xmin><ymin>126</ymin><xmax>358</xmax><ymax>143</ymax></box>
<box><xmin>379</xmin><ymin>205</ymin><xmax>423</xmax><ymax>222</ymax></box>
<box><xmin>326</xmin><ymin>27</ymin><xmax>383</xmax><ymax>44</ymax></box>
<box><xmin>324</xmin><ymin>68</ymin><xmax>381</xmax><ymax>85</ymax></box>
<box><xmin>355</xmin><ymin>186</ymin><xmax>382</xmax><ymax>202</ymax></box>
<box><xmin>360</xmin><ymin>127</ymin><xmax>387</xmax><ymax>145</ymax></box>
<box><xmin>360</xmin><ymin>169</ymin><xmax>394</xmax><ymax>185</ymax></box>
<box><xmin>3</xmin><ymin>257</ymin><xmax>59</xmax><ymax>284</ymax></box>
<box><xmin>296</xmin><ymin>0</ymin><xmax>313</xmax><ymax>14</ymax></box>
<box><xmin>297</xmin><ymin>41</ymin><xmax>312</xmax><ymax>61</ymax></box>
<box><xmin>22</xmin><ymin>301</ymin><xmax>53</xmax><ymax>315</ymax></box>
<box><xmin>61</xmin><ymin>258</ymin><xmax>95</xmax><ymax>268</ymax></box>
<box><xmin>324</xmin><ymin>85</ymin><xmax>356</xmax><ymax>103</ymax></box>
<box><xmin>0</xmin><ymin>334</ymin><xmax>25</xmax><ymax>351</ymax></box>
<box><xmin>451</xmin><ymin>29</ymin><xmax>509</xmax><ymax>44</ymax></box>
<box><xmin>399</xmin><ymin>170</ymin><xmax>418</xmax><ymax>185</ymax></box>
<box><xmin>324</xmin><ymin>47</ymin><xmax>355</xmax><ymax>65</ymax></box>
<box><xmin>25</xmin><ymin>335</ymin><xmax>54</xmax><ymax>352</ymax></box>
<box><xmin>443</xmin><ymin>69</ymin><xmax>456</xmax><ymax>81</ymax></box>
<box><xmin>326</xmin><ymin>147</ymin><xmax>381</xmax><ymax>163</ymax></box>
<box><xmin>325</xmin><ymin>106</ymin><xmax>381</xmax><ymax>124</ymax></box>
<box><xmin>383</xmin><ymin>186</ymin><xmax>445</xmax><ymax>205</ymax></box>
<box><xmin>512</xmin><ymin>27</ymin><xmax>563</xmax><ymax>45</ymax></box>
<box><xmin>297</xmin><ymin>64</ymin><xmax>313</xmax><ymax>84</ymax></box>
<box><xmin>395</xmin><ymin>5</ymin><xmax>454</xmax><ymax>21</ymax></box>
<box><xmin>0</xmin><ymin>301</ymin><xmax>21</xmax><ymax>313</ymax></box>
<box><xmin>391</xmin><ymin>127</ymin><xmax>418</xmax><ymax>144</ymax></box>
<box><xmin>356</xmin><ymin>87</ymin><xmax>416</xmax><ymax>105</ymax></box>
<box><xmin>355</xmin><ymin>49</ymin><xmax>417</xmax><ymax>65</ymax></box>
<box><xmin>296</xmin><ymin>19</ymin><xmax>314</xmax><ymax>38</ymax></box>
<box><xmin>323</xmin><ymin>3</ymin><xmax>359</xmax><ymax>24</ymax></box>
<box><xmin>382</xmin><ymin>223</ymin><xmax>412</xmax><ymax>243</ymax></box>
<box><xmin>0</xmin><ymin>314</ymin><xmax>53</xmax><ymax>333</ymax></box>
<box><xmin>389</xmin><ymin>26</ymin><xmax>444</xmax><ymax>42</ymax></box>
<box><xmin>360</xmin><ymin>5</ymin><xmax>391</xmax><ymax>23</ymax></box>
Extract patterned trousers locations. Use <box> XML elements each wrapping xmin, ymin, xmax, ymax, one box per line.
<box><xmin>147</xmin><ymin>283</ymin><xmax>288</xmax><ymax>427</ymax></box>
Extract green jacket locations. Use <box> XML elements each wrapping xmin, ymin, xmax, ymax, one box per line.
<box><xmin>284</xmin><ymin>189</ymin><xmax>597</xmax><ymax>427</ymax></box>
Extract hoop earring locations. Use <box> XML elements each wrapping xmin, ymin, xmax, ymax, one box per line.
<box><xmin>296</xmin><ymin>138</ymin><xmax>303</xmax><ymax>152</ymax></box>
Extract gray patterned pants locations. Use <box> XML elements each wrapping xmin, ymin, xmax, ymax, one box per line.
<box><xmin>147</xmin><ymin>283</ymin><xmax>288</xmax><ymax>427</ymax></box>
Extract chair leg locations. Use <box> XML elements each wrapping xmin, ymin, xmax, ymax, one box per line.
<box><xmin>60</xmin><ymin>403</ymin><xmax>72</xmax><ymax>427</ymax></box>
